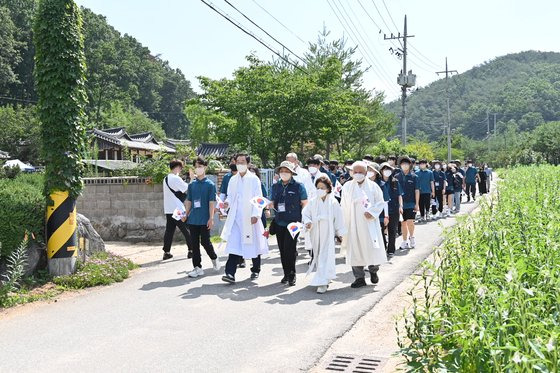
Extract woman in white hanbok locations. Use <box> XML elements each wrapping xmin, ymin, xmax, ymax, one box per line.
<box><xmin>302</xmin><ymin>176</ymin><xmax>346</xmax><ymax>294</ymax></box>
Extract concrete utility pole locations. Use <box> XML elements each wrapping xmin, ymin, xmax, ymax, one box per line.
<box><xmin>385</xmin><ymin>15</ymin><xmax>416</xmax><ymax>146</ymax></box>
<box><xmin>436</xmin><ymin>58</ymin><xmax>458</xmax><ymax>162</ymax></box>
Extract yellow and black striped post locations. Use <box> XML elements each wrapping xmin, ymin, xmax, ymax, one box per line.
<box><xmin>46</xmin><ymin>190</ymin><xmax>78</xmax><ymax>275</ymax></box>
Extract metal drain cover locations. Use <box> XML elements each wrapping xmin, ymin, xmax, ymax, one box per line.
<box><xmin>323</xmin><ymin>354</ymin><xmax>387</xmax><ymax>372</ymax></box>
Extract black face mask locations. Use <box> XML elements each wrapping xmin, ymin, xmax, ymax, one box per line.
<box><xmin>329</xmin><ymin>166</ymin><xmax>336</xmax><ymax>171</ymax></box>
<box><xmin>229</xmin><ymin>164</ymin><xmax>237</xmax><ymax>172</ymax></box>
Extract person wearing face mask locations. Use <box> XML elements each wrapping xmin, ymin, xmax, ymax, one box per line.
<box><xmin>395</xmin><ymin>156</ymin><xmax>420</xmax><ymax>249</ymax></box>
<box><xmin>341</xmin><ymin>161</ymin><xmax>387</xmax><ymax>288</ymax></box>
<box><xmin>340</xmin><ymin>160</ymin><xmax>354</xmax><ymax>184</ymax></box>
<box><xmin>416</xmin><ymin>160</ymin><xmax>435</xmax><ymax>222</ymax></box>
<box><xmin>464</xmin><ymin>160</ymin><xmax>478</xmax><ymax>202</ymax></box>
<box><xmin>373</xmin><ymin>162</ymin><xmax>389</xmax><ymax>253</ymax></box>
<box><xmin>431</xmin><ymin>160</ymin><xmax>446</xmax><ymax>218</ymax></box>
<box><xmin>302</xmin><ymin>176</ymin><xmax>346</xmax><ymax>294</ymax></box>
<box><xmin>477</xmin><ymin>165</ymin><xmax>488</xmax><ymax>195</ymax></box>
<box><xmin>451</xmin><ymin>164</ymin><xmax>464</xmax><ymax>213</ymax></box>
<box><xmin>306</xmin><ymin>158</ymin><xmax>328</xmax><ymax>195</ymax></box>
<box><xmin>286</xmin><ymin>152</ymin><xmax>310</xmax><ymax>191</ymax></box>
<box><xmin>221</xmin><ymin>153</ymin><xmax>269</xmax><ymax>284</ymax></box>
<box><xmin>444</xmin><ymin>162</ymin><xmax>454</xmax><ymax>217</ymax></box>
<box><xmin>379</xmin><ymin>163</ymin><xmax>403</xmax><ymax>258</ymax></box>
<box><xmin>270</xmin><ymin>161</ymin><xmax>308</xmax><ymax>286</ymax></box>
<box><xmin>184</xmin><ymin>157</ymin><xmax>220</xmax><ymax>278</ymax></box>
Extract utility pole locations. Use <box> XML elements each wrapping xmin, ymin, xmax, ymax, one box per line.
<box><xmin>436</xmin><ymin>58</ymin><xmax>458</xmax><ymax>162</ymax></box>
<box><xmin>385</xmin><ymin>15</ymin><xmax>416</xmax><ymax>146</ymax></box>
<box><xmin>486</xmin><ymin>111</ymin><xmax>491</xmax><ymax>153</ymax></box>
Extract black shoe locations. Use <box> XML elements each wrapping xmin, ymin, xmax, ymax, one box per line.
<box><xmin>162</xmin><ymin>252</ymin><xmax>173</xmax><ymax>260</ymax></box>
<box><xmin>370</xmin><ymin>271</ymin><xmax>379</xmax><ymax>284</ymax></box>
<box><xmin>222</xmin><ymin>274</ymin><xmax>235</xmax><ymax>284</ymax></box>
<box><xmin>250</xmin><ymin>272</ymin><xmax>259</xmax><ymax>279</ymax></box>
<box><xmin>238</xmin><ymin>260</ymin><xmax>246</xmax><ymax>268</ymax></box>
<box><xmin>351</xmin><ymin>278</ymin><xmax>367</xmax><ymax>288</ymax></box>
<box><xmin>288</xmin><ymin>273</ymin><xmax>296</xmax><ymax>286</ymax></box>
<box><xmin>387</xmin><ymin>252</ymin><xmax>394</xmax><ymax>259</ymax></box>
<box><xmin>187</xmin><ymin>250</ymin><xmax>193</xmax><ymax>259</ymax></box>
<box><xmin>280</xmin><ymin>276</ymin><xmax>288</xmax><ymax>284</ymax></box>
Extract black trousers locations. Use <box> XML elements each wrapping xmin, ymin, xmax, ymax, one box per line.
<box><xmin>225</xmin><ymin>254</ymin><xmax>261</xmax><ymax>277</ymax></box>
<box><xmin>387</xmin><ymin>210</ymin><xmax>399</xmax><ymax>254</ymax></box>
<box><xmin>188</xmin><ymin>224</ymin><xmax>218</xmax><ymax>268</ymax></box>
<box><xmin>431</xmin><ymin>189</ymin><xmax>444</xmax><ymax>214</ymax></box>
<box><xmin>163</xmin><ymin>214</ymin><xmax>191</xmax><ymax>253</ymax></box>
<box><xmin>276</xmin><ymin>225</ymin><xmax>298</xmax><ymax>276</ymax></box>
<box><xmin>419</xmin><ymin>193</ymin><xmax>431</xmax><ymax>217</ymax></box>
<box><xmin>466</xmin><ymin>183</ymin><xmax>476</xmax><ymax>200</ymax></box>
<box><xmin>380</xmin><ymin>219</ymin><xmax>387</xmax><ymax>251</ymax></box>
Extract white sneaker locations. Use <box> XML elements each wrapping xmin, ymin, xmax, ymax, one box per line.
<box><xmin>317</xmin><ymin>285</ymin><xmax>328</xmax><ymax>294</ymax></box>
<box><xmin>400</xmin><ymin>240</ymin><xmax>409</xmax><ymax>250</ymax></box>
<box><xmin>188</xmin><ymin>267</ymin><xmax>204</xmax><ymax>278</ymax></box>
<box><xmin>409</xmin><ymin>237</ymin><xmax>416</xmax><ymax>248</ymax></box>
<box><xmin>212</xmin><ymin>258</ymin><xmax>221</xmax><ymax>271</ymax></box>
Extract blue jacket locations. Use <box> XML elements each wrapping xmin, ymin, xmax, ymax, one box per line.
<box><xmin>271</xmin><ymin>178</ymin><xmax>307</xmax><ymax>226</ymax></box>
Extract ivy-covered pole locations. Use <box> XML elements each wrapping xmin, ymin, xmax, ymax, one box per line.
<box><xmin>34</xmin><ymin>0</ymin><xmax>88</xmax><ymax>275</ymax></box>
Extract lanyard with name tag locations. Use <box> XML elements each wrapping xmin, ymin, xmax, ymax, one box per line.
<box><xmin>278</xmin><ymin>203</ymin><xmax>286</xmax><ymax>212</ymax></box>
<box><xmin>194</xmin><ymin>199</ymin><xmax>202</xmax><ymax>209</ymax></box>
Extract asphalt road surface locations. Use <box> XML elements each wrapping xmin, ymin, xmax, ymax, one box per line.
<box><xmin>0</xmin><ymin>202</ymin><xmax>479</xmax><ymax>373</ymax></box>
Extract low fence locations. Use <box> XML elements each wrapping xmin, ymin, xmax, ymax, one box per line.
<box><xmin>77</xmin><ymin>176</ymin><xmax>224</xmax><ymax>242</ymax></box>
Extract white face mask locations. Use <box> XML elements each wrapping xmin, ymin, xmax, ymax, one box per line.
<box><xmin>367</xmin><ymin>171</ymin><xmax>375</xmax><ymax>178</ymax></box>
<box><xmin>317</xmin><ymin>189</ymin><xmax>327</xmax><ymax>198</ymax></box>
<box><xmin>279</xmin><ymin>172</ymin><xmax>291</xmax><ymax>182</ymax></box>
<box><xmin>467</xmin><ymin>163</ymin><xmax>473</xmax><ymax>168</ymax></box>
<box><xmin>434</xmin><ymin>164</ymin><xmax>441</xmax><ymax>170</ymax></box>
<box><xmin>383</xmin><ymin>170</ymin><xmax>392</xmax><ymax>178</ymax></box>
<box><xmin>308</xmin><ymin>166</ymin><xmax>318</xmax><ymax>175</ymax></box>
<box><xmin>442</xmin><ymin>164</ymin><xmax>447</xmax><ymax>170</ymax></box>
<box><xmin>195</xmin><ymin>167</ymin><xmax>205</xmax><ymax>176</ymax></box>
<box><xmin>237</xmin><ymin>164</ymin><xmax>247</xmax><ymax>173</ymax></box>
<box><xmin>353</xmin><ymin>173</ymin><xmax>365</xmax><ymax>182</ymax></box>
<box><xmin>401</xmin><ymin>164</ymin><xmax>410</xmax><ymax>171</ymax></box>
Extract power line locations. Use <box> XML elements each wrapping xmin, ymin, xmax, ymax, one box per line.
<box><xmin>200</xmin><ymin>0</ymin><xmax>304</xmax><ymax>72</ymax></box>
<box><xmin>382</xmin><ymin>0</ymin><xmax>400</xmax><ymax>32</ymax></box>
<box><xmin>250</xmin><ymin>0</ymin><xmax>306</xmax><ymax>45</ymax></box>
<box><xmin>0</xmin><ymin>96</ymin><xmax>38</xmax><ymax>104</ymax></box>
<box><xmin>222</xmin><ymin>0</ymin><xmax>306</xmax><ymax>64</ymax></box>
<box><xmin>369</xmin><ymin>0</ymin><xmax>394</xmax><ymax>37</ymax></box>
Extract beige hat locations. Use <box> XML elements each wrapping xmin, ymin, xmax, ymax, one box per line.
<box><xmin>276</xmin><ymin>160</ymin><xmax>298</xmax><ymax>175</ymax></box>
<box><xmin>379</xmin><ymin>162</ymin><xmax>395</xmax><ymax>170</ymax></box>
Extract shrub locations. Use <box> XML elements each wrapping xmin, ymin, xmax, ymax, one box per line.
<box><xmin>399</xmin><ymin>165</ymin><xmax>560</xmax><ymax>371</ymax></box>
<box><xmin>0</xmin><ymin>235</ymin><xmax>29</xmax><ymax>305</ymax></box>
<box><xmin>0</xmin><ymin>174</ymin><xmax>45</xmax><ymax>259</ymax></box>
<box><xmin>53</xmin><ymin>251</ymin><xmax>137</xmax><ymax>289</ymax></box>
<box><xmin>0</xmin><ymin>165</ymin><xmax>21</xmax><ymax>179</ymax></box>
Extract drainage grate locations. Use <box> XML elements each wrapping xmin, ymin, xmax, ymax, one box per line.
<box><xmin>324</xmin><ymin>354</ymin><xmax>387</xmax><ymax>372</ymax></box>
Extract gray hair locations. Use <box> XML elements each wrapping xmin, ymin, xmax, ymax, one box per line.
<box><xmin>286</xmin><ymin>152</ymin><xmax>298</xmax><ymax>160</ymax></box>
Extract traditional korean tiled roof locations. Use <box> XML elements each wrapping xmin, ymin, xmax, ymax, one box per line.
<box><xmin>128</xmin><ymin>132</ymin><xmax>159</xmax><ymax>144</ymax></box>
<box><xmin>196</xmin><ymin>143</ymin><xmax>229</xmax><ymax>158</ymax></box>
<box><xmin>165</xmin><ymin>138</ymin><xmax>191</xmax><ymax>148</ymax></box>
<box><xmin>0</xmin><ymin>150</ymin><xmax>9</xmax><ymax>159</ymax></box>
<box><xmin>89</xmin><ymin>128</ymin><xmax>175</xmax><ymax>153</ymax></box>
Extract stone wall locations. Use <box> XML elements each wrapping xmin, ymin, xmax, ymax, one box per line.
<box><xmin>77</xmin><ymin>176</ymin><xmax>224</xmax><ymax>242</ymax></box>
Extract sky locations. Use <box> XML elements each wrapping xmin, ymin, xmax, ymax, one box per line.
<box><xmin>76</xmin><ymin>0</ymin><xmax>560</xmax><ymax>102</ymax></box>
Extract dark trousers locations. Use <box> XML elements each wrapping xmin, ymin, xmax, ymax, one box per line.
<box><xmin>387</xmin><ymin>210</ymin><xmax>399</xmax><ymax>254</ymax></box>
<box><xmin>380</xmin><ymin>219</ymin><xmax>387</xmax><ymax>251</ymax></box>
<box><xmin>163</xmin><ymin>214</ymin><xmax>191</xmax><ymax>253</ymax></box>
<box><xmin>419</xmin><ymin>193</ymin><xmax>431</xmax><ymax>217</ymax></box>
<box><xmin>225</xmin><ymin>254</ymin><xmax>261</xmax><ymax>278</ymax></box>
<box><xmin>188</xmin><ymin>224</ymin><xmax>217</xmax><ymax>268</ymax></box>
<box><xmin>277</xmin><ymin>225</ymin><xmax>298</xmax><ymax>276</ymax></box>
<box><xmin>466</xmin><ymin>183</ymin><xmax>476</xmax><ymax>200</ymax></box>
<box><xmin>431</xmin><ymin>189</ymin><xmax>444</xmax><ymax>214</ymax></box>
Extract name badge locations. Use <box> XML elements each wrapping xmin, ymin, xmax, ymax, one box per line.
<box><xmin>435</xmin><ymin>182</ymin><xmax>440</xmax><ymax>187</ymax></box>
<box><xmin>278</xmin><ymin>203</ymin><xmax>286</xmax><ymax>212</ymax></box>
<box><xmin>194</xmin><ymin>200</ymin><xmax>202</xmax><ymax>209</ymax></box>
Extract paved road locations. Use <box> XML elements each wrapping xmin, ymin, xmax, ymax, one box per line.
<box><xmin>0</xmin><ymin>202</ymin><xmax>480</xmax><ymax>373</ymax></box>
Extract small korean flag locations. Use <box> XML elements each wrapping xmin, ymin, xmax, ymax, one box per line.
<box><xmin>250</xmin><ymin>196</ymin><xmax>271</xmax><ymax>210</ymax></box>
<box><xmin>333</xmin><ymin>181</ymin><xmax>343</xmax><ymax>198</ymax></box>
<box><xmin>287</xmin><ymin>222</ymin><xmax>303</xmax><ymax>239</ymax></box>
<box><xmin>172</xmin><ymin>208</ymin><xmax>186</xmax><ymax>221</ymax></box>
<box><xmin>216</xmin><ymin>194</ymin><xmax>228</xmax><ymax>215</ymax></box>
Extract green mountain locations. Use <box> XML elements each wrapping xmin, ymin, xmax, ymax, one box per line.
<box><xmin>385</xmin><ymin>51</ymin><xmax>560</xmax><ymax>140</ymax></box>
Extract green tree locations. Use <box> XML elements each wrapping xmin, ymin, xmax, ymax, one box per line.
<box><xmin>0</xmin><ymin>6</ymin><xmax>23</xmax><ymax>95</ymax></box>
<box><xmin>0</xmin><ymin>106</ymin><xmax>41</xmax><ymax>162</ymax></box>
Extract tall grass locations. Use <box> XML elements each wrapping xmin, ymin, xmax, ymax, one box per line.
<box><xmin>398</xmin><ymin>165</ymin><xmax>560</xmax><ymax>372</ymax></box>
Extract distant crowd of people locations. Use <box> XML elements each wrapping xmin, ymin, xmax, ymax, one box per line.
<box><xmin>161</xmin><ymin>152</ymin><xmax>492</xmax><ymax>294</ymax></box>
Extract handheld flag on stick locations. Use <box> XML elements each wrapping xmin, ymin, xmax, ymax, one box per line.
<box><xmin>250</xmin><ymin>196</ymin><xmax>271</xmax><ymax>211</ymax></box>
<box><xmin>333</xmin><ymin>181</ymin><xmax>343</xmax><ymax>198</ymax></box>
<box><xmin>287</xmin><ymin>222</ymin><xmax>304</xmax><ymax>239</ymax></box>
<box><xmin>216</xmin><ymin>194</ymin><xmax>228</xmax><ymax>215</ymax></box>
<box><xmin>361</xmin><ymin>195</ymin><xmax>371</xmax><ymax>210</ymax></box>
<box><xmin>172</xmin><ymin>208</ymin><xmax>186</xmax><ymax>221</ymax></box>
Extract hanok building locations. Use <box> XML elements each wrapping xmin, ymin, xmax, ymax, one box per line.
<box><xmin>0</xmin><ymin>150</ymin><xmax>9</xmax><ymax>160</ymax></box>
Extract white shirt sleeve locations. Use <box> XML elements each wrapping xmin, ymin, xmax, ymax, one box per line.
<box><xmin>169</xmin><ymin>174</ymin><xmax>188</xmax><ymax>193</ymax></box>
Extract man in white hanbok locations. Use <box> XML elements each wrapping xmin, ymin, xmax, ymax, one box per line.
<box><xmin>221</xmin><ymin>153</ymin><xmax>268</xmax><ymax>283</ymax></box>
<box><xmin>341</xmin><ymin>161</ymin><xmax>387</xmax><ymax>288</ymax></box>
<box><xmin>302</xmin><ymin>176</ymin><xmax>346</xmax><ymax>294</ymax></box>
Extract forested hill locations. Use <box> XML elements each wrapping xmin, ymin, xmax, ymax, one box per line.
<box><xmin>385</xmin><ymin>51</ymin><xmax>560</xmax><ymax>140</ymax></box>
<box><xmin>0</xmin><ymin>1</ymin><xmax>195</xmax><ymax>139</ymax></box>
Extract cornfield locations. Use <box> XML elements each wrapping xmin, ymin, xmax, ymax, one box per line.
<box><xmin>398</xmin><ymin>165</ymin><xmax>560</xmax><ymax>372</ymax></box>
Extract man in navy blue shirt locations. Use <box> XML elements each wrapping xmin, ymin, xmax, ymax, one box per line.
<box><xmin>395</xmin><ymin>156</ymin><xmax>420</xmax><ymax>249</ymax></box>
<box><xmin>416</xmin><ymin>160</ymin><xmax>435</xmax><ymax>222</ymax></box>
<box><xmin>431</xmin><ymin>160</ymin><xmax>446</xmax><ymax>218</ymax></box>
<box><xmin>219</xmin><ymin>156</ymin><xmax>237</xmax><ymax>202</ymax></box>
<box><xmin>185</xmin><ymin>156</ymin><xmax>220</xmax><ymax>278</ymax></box>
<box><xmin>464</xmin><ymin>160</ymin><xmax>478</xmax><ymax>202</ymax></box>
<box><xmin>379</xmin><ymin>162</ymin><xmax>403</xmax><ymax>257</ymax></box>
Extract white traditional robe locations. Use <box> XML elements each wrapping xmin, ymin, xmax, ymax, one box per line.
<box><xmin>221</xmin><ymin>172</ymin><xmax>268</xmax><ymax>258</ymax></box>
<box><xmin>302</xmin><ymin>194</ymin><xmax>346</xmax><ymax>286</ymax></box>
<box><xmin>341</xmin><ymin>178</ymin><xmax>387</xmax><ymax>267</ymax></box>
<box><xmin>300</xmin><ymin>170</ymin><xmax>329</xmax><ymax>250</ymax></box>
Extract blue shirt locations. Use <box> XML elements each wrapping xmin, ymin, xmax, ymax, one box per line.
<box><xmin>396</xmin><ymin>172</ymin><xmax>419</xmax><ymax>209</ymax></box>
<box><xmin>433</xmin><ymin>170</ymin><xmax>446</xmax><ymax>190</ymax></box>
<box><xmin>377</xmin><ymin>179</ymin><xmax>391</xmax><ymax>219</ymax></box>
<box><xmin>220</xmin><ymin>172</ymin><xmax>232</xmax><ymax>195</ymax></box>
<box><xmin>321</xmin><ymin>166</ymin><xmax>337</xmax><ymax>186</ymax></box>
<box><xmin>465</xmin><ymin>166</ymin><xmax>477</xmax><ymax>184</ymax></box>
<box><xmin>416</xmin><ymin>169</ymin><xmax>434</xmax><ymax>194</ymax></box>
<box><xmin>187</xmin><ymin>177</ymin><xmax>216</xmax><ymax>225</ymax></box>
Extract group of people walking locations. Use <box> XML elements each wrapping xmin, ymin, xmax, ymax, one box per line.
<box><xmin>161</xmin><ymin>152</ymin><xmax>492</xmax><ymax>294</ymax></box>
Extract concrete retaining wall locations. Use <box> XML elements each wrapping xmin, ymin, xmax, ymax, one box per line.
<box><xmin>77</xmin><ymin>176</ymin><xmax>224</xmax><ymax>242</ymax></box>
